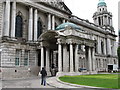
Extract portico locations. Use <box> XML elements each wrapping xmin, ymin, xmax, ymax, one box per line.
<box><xmin>38</xmin><ymin>22</ymin><xmax>96</xmax><ymax>76</ymax></box>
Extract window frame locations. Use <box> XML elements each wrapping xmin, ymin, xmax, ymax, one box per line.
<box><xmin>37</xmin><ymin>17</ymin><xmax>42</xmax><ymax>38</ymax></box>
<box><xmin>15</xmin><ymin>15</ymin><xmax>23</xmax><ymax>38</ymax></box>
<box><xmin>15</xmin><ymin>50</ymin><xmax>22</xmax><ymax>66</ymax></box>
<box><xmin>24</xmin><ymin>50</ymin><xmax>29</xmax><ymax>66</ymax></box>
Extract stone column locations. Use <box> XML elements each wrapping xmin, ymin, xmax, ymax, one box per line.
<box><xmin>105</xmin><ymin>17</ymin><xmax>107</xmax><ymax>25</ymax></box>
<box><xmin>28</xmin><ymin>7</ymin><xmax>33</xmax><ymax>41</ymax></box>
<box><xmin>70</xmin><ymin>44</ymin><xmax>74</xmax><ymax>72</ymax></box>
<box><xmin>63</xmin><ymin>45</ymin><xmax>68</xmax><ymax>72</ymax></box>
<box><xmin>48</xmin><ymin>13</ymin><xmax>51</xmax><ymax>30</ymax></box>
<box><xmin>114</xmin><ymin>41</ymin><xmax>117</xmax><ymax>56</ymax></box>
<box><xmin>103</xmin><ymin>15</ymin><xmax>105</xmax><ymax>25</ymax></box>
<box><xmin>46</xmin><ymin>48</ymin><xmax>50</xmax><ymax>75</ymax></box>
<box><xmin>88</xmin><ymin>47</ymin><xmax>92</xmax><ymax>71</ymax></box>
<box><xmin>81</xmin><ymin>45</ymin><xmax>85</xmax><ymax>51</ymax></box>
<box><xmin>41</xmin><ymin>46</ymin><xmax>44</xmax><ymax>70</ymax></box>
<box><xmin>75</xmin><ymin>45</ymin><xmax>79</xmax><ymax>72</ymax></box>
<box><xmin>110</xmin><ymin>18</ymin><xmax>111</xmax><ymax>26</ymax></box>
<box><xmin>110</xmin><ymin>18</ymin><xmax>112</xmax><ymax>26</ymax></box>
<box><xmin>107</xmin><ymin>38</ymin><xmax>111</xmax><ymax>55</ymax></box>
<box><xmin>85</xmin><ymin>46</ymin><xmax>89</xmax><ymax>70</ymax></box>
<box><xmin>4</xmin><ymin>0</ymin><xmax>10</xmax><ymax>36</ymax></box>
<box><xmin>34</xmin><ymin>9</ymin><xmax>38</xmax><ymax>41</ymax></box>
<box><xmin>52</xmin><ymin>15</ymin><xmax>55</xmax><ymax>30</ymax></box>
<box><xmin>58</xmin><ymin>43</ymin><xmax>62</xmax><ymax>72</ymax></box>
<box><xmin>92</xmin><ymin>48</ymin><xmax>95</xmax><ymax>71</ymax></box>
<box><xmin>100</xmin><ymin>16</ymin><xmax>103</xmax><ymax>26</ymax></box>
<box><xmin>97</xmin><ymin>36</ymin><xmax>101</xmax><ymax>54</ymax></box>
<box><xmin>96</xmin><ymin>17</ymin><xmax>99</xmax><ymax>25</ymax></box>
<box><xmin>63</xmin><ymin>19</ymin><xmax>66</xmax><ymax>23</ymax></box>
<box><xmin>11</xmin><ymin>1</ymin><xmax>16</xmax><ymax>38</ymax></box>
<box><xmin>104</xmin><ymin>38</ymin><xmax>106</xmax><ymax>55</ymax></box>
<box><xmin>107</xmin><ymin>16</ymin><xmax>109</xmax><ymax>25</ymax></box>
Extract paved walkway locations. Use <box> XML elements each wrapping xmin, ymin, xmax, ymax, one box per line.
<box><xmin>1</xmin><ymin>75</ymin><xmax>119</xmax><ymax>90</ymax></box>
<box><xmin>47</xmin><ymin>77</ymin><xmax>80</xmax><ymax>88</ymax></box>
<box><xmin>2</xmin><ymin>76</ymin><xmax>53</xmax><ymax>88</ymax></box>
<box><xmin>47</xmin><ymin>77</ymin><xmax>107</xmax><ymax>90</ymax></box>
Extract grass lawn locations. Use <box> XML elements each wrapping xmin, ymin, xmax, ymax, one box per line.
<box><xmin>59</xmin><ymin>74</ymin><xmax>120</xmax><ymax>89</ymax></box>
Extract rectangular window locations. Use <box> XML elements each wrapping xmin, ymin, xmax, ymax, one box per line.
<box><xmin>15</xmin><ymin>50</ymin><xmax>22</xmax><ymax>66</ymax></box>
<box><xmin>24</xmin><ymin>50</ymin><xmax>29</xmax><ymax>66</ymax></box>
<box><xmin>78</xmin><ymin>44</ymin><xmax>81</xmax><ymax>50</ymax></box>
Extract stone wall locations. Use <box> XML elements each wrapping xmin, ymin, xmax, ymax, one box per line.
<box><xmin>95</xmin><ymin>55</ymin><xmax>118</xmax><ymax>72</ymax></box>
<box><xmin>1</xmin><ymin>42</ymin><xmax>40</xmax><ymax>79</ymax></box>
<box><xmin>16</xmin><ymin>3</ymin><xmax>64</xmax><ymax>40</ymax></box>
<box><xmin>1</xmin><ymin>42</ymin><xmax>38</xmax><ymax>66</ymax></box>
<box><xmin>2</xmin><ymin>66</ymin><xmax>40</xmax><ymax>80</ymax></box>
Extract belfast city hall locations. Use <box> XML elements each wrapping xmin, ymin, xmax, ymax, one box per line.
<box><xmin>0</xmin><ymin>0</ymin><xmax>118</xmax><ymax>79</ymax></box>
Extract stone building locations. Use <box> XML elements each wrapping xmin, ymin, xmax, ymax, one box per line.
<box><xmin>0</xmin><ymin>0</ymin><xmax>118</xmax><ymax>79</ymax></box>
<box><xmin>118</xmin><ymin>1</ymin><xmax>120</xmax><ymax>46</ymax></box>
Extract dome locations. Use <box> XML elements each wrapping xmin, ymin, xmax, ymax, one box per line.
<box><xmin>56</xmin><ymin>22</ymin><xmax>81</xmax><ymax>30</ymax></box>
<box><xmin>98</xmin><ymin>0</ymin><xmax>106</xmax><ymax>7</ymax></box>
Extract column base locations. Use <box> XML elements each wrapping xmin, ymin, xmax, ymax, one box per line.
<box><xmin>56</xmin><ymin>71</ymin><xmax>98</xmax><ymax>77</ymax></box>
<box><xmin>88</xmin><ymin>71</ymin><xmax>98</xmax><ymax>74</ymax></box>
<box><xmin>56</xmin><ymin>72</ymin><xmax>82</xmax><ymax>77</ymax></box>
<box><xmin>47</xmin><ymin>71</ymin><xmax>51</xmax><ymax>76</ymax></box>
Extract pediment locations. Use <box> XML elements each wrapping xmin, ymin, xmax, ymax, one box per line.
<box><xmin>38</xmin><ymin>2</ymin><xmax>72</xmax><ymax>14</ymax></box>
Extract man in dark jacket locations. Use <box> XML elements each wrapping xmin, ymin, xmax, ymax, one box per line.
<box><xmin>40</xmin><ymin>67</ymin><xmax>47</xmax><ymax>86</ymax></box>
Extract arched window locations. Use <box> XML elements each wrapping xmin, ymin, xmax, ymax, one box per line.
<box><xmin>37</xmin><ymin>17</ymin><xmax>42</xmax><ymax>38</ymax></box>
<box><xmin>98</xmin><ymin>17</ymin><xmax>101</xmax><ymax>26</ymax></box>
<box><xmin>101</xmin><ymin>41</ymin><xmax>104</xmax><ymax>54</ymax></box>
<box><xmin>15</xmin><ymin>15</ymin><xmax>23</xmax><ymax>37</ymax></box>
<box><xmin>95</xmin><ymin>40</ymin><xmax>98</xmax><ymax>53</ymax></box>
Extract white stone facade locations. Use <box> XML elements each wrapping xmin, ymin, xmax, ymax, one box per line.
<box><xmin>0</xmin><ymin>0</ymin><xmax>118</xmax><ymax>79</ymax></box>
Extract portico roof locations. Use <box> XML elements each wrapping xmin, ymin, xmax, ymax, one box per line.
<box><xmin>56</xmin><ymin>22</ymin><xmax>81</xmax><ymax>30</ymax></box>
<box><xmin>38</xmin><ymin>28</ymin><xmax>95</xmax><ymax>48</ymax></box>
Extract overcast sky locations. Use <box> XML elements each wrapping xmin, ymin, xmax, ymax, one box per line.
<box><xmin>64</xmin><ymin>0</ymin><xmax>119</xmax><ymax>36</ymax></box>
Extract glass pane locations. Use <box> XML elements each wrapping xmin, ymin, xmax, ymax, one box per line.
<box><xmin>15</xmin><ymin>58</ymin><xmax>19</xmax><ymax>65</ymax></box>
<box><xmin>24</xmin><ymin>58</ymin><xmax>28</xmax><ymax>66</ymax></box>
<box><xmin>37</xmin><ymin>19</ymin><xmax>42</xmax><ymax>38</ymax></box>
<box><xmin>15</xmin><ymin>15</ymin><xmax>23</xmax><ymax>37</ymax></box>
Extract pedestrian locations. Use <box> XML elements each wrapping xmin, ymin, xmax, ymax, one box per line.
<box><xmin>40</xmin><ymin>67</ymin><xmax>47</xmax><ymax>86</ymax></box>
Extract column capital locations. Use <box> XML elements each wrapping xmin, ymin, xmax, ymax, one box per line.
<box><xmin>34</xmin><ymin>8</ymin><xmax>38</xmax><ymax>11</ymax></box>
<box><xmin>46</xmin><ymin>12</ymin><xmax>51</xmax><ymax>15</ymax></box>
<box><xmin>40</xmin><ymin>42</ymin><xmax>44</xmax><ymax>47</ymax></box>
<box><xmin>57</xmin><ymin>38</ymin><xmax>62</xmax><ymax>44</ymax></box>
<box><xmin>28</xmin><ymin>5</ymin><xmax>33</xmax><ymax>8</ymax></box>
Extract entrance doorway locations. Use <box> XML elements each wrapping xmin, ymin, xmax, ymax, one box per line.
<box><xmin>38</xmin><ymin>31</ymin><xmax>59</xmax><ymax>76</ymax></box>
